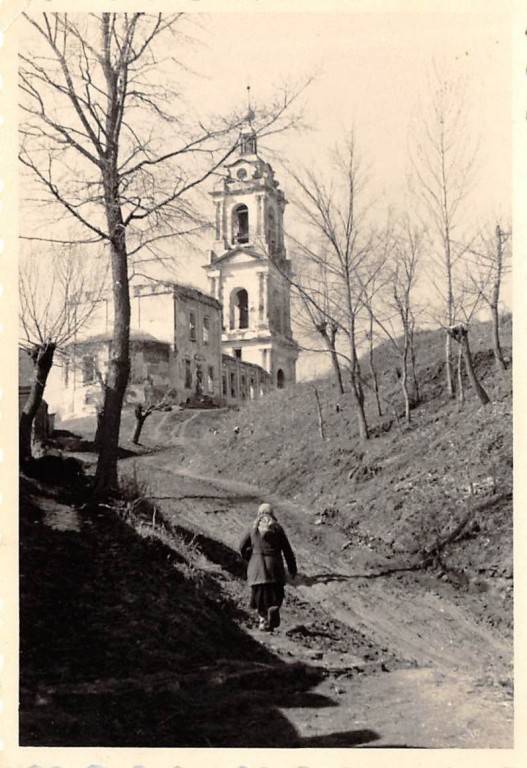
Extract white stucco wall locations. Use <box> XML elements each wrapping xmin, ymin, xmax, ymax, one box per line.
<box><xmin>132</xmin><ymin>290</ymin><xmax>174</xmax><ymax>344</ymax></box>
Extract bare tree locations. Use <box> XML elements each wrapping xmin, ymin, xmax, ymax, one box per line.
<box><xmin>468</xmin><ymin>223</ymin><xmax>511</xmax><ymax>371</ymax></box>
<box><xmin>19</xmin><ymin>12</ymin><xmax>306</xmax><ymax>496</ymax></box>
<box><xmin>446</xmin><ymin>279</ymin><xmax>490</xmax><ymax>407</ymax></box>
<box><xmin>289</xmin><ymin>254</ymin><xmax>345</xmax><ymax>394</ymax></box>
<box><xmin>131</xmin><ymin>396</ymin><xmax>170</xmax><ymax>445</ymax></box>
<box><xmin>410</xmin><ymin>66</ymin><xmax>478</xmax><ymax>399</ymax></box>
<box><xmin>447</xmin><ymin>325</ymin><xmax>490</xmax><ymax>406</ymax></box>
<box><xmin>19</xmin><ymin>245</ymin><xmax>106</xmax><ymax>463</ymax></box>
<box><xmin>287</xmin><ymin>132</ymin><xmax>375</xmax><ymax>440</ymax></box>
<box><xmin>362</xmin><ymin>219</ymin><xmax>424</xmax><ymax>424</ymax></box>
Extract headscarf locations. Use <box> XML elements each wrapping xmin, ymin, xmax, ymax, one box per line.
<box><xmin>253</xmin><ymin>502</ymin><xmax>278</xmax><ymax>535</ymax></box>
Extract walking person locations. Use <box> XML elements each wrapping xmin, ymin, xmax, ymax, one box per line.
<box><xmin>240</xmin><ymin>503</ymin><xmax>297</xmax><ymax>632</ymax></box>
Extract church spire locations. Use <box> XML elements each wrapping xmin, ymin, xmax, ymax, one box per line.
<box><xmin>239</xmin><ymin>85</ymin><xmax>257</xmax><ymax>156</ymax></box>
<box><xmin>245</xmin><ymin>85</ymin><xmax>255</xmax><ymax>124</ymax></box>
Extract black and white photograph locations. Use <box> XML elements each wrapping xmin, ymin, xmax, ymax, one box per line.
<box><xmin>1</xmin><ymin>0</ymin><xmax>524</xmax><ymax>763</ymax></box>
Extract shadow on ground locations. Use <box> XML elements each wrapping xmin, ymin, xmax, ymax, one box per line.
<box><xmin>19</xmin><ymin>475</ymin><xmax>382</xmax><ymax>747</ymax></box>
<box><xmin>52</xmin><ymin>429</ymin><xmax>138</xmax><ymax>459</ymax></box>
<box><xmin>295</xmin><ymin>568</ymin><xmax>417</xmax><ymax>586</ymax></box>
<box><xmin>171</xmin><ymin>522</ymin><xmax>248</xmax><ymax>580</ymax></box>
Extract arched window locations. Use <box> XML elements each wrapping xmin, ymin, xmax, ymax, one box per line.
<box><xmin>240</xmin><ymin>133</ymin><xmax>257</xmax><ymax>155</ymax></box>
<box><xmin>230</xmin><ymin>288</ymin><xmax>249</xmax><ymax>330</ymax></box>
<box><xmin>232</xmin><ymin>204</ymin><xmax>249</xmax><ymax>244</ymax></box>
<box><xmin>277</xmin><ymin>369</ymin><xmax>285</xmax><ymax>389</ymax></box>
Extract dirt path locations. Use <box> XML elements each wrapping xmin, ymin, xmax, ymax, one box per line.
<box><xmin>122</xmin><ymin>450</ymin><xmax>513</xmax><ymax>748</ymax></box>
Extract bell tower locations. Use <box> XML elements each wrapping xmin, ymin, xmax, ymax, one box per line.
<box><xmin>204</xmin><ymin>104</ymin><xmax>298</xmax><ymax>389</ymax></box>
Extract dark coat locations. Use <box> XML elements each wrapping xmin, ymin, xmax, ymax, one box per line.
<box><xmin>240</xmin><ymin>524</ymin><xmax>297</xmax><ymax>586</ymax></box>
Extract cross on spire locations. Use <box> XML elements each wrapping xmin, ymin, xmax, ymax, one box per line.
<box><xmin>245</xmin><ymin>84</ymin><xmax>255</xmax><ymax>124</ymax></box>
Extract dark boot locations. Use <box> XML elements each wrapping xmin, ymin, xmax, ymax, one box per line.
<box><xmin>267</xmin><ymin>605</ymin><xmax>280</xmax><ymax>629</ymax></box>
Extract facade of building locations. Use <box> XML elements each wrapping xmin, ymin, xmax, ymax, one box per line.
<box><xmin>133</xmin><ymin>281</ymin><xmax>224</xmax><ymax>403</ymax></box>
<box><xmin>205</xmin><ymin>119</ymin><xmax>299</xmax><ymax>389</ymax></box>
<box><xmin>55</xmin><ymin>121</ymin><xmax>296</xmax><ymax>417</ymax></box>
<box><xmin>221</xmin><ymin>353</ymin><xmax>269</xmax><ymax>405</ymax></box>
<box><xmin>60</xmin><ymin>280</ymin><xmax>272</xmax><ymax>416</ymax></box>
<box><xmin>61</xmin><ymin>331</ymin><xmax>172</xmax><ymax>417</ymax></box>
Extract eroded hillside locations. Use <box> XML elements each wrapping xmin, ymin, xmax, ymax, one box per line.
<box><xmin>139</xmin><ymin>318</ymin><xmax>513</xmax><ymax>634</ymax></box>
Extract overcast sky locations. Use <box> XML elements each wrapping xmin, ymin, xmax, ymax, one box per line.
<box><xmin>18</xmin><ymin>8</ymin><xmax>514</xmax><ymax>379</ymax></box>
<box><xmin>166</xmin><ymin>10</ymin><xmax>513</xmax><ymax>287</ymax></box>
<box><xmin>194</xmin><ymin>11</ymin><xmax>511</xmax><ymax>212</ymax></box>
<box><xmin>20</xmin><ymin>9</ymin><xmax>513</xmax><ymax>267</ymax></box>
<box><xmin>176</xmin><ymin>10</ymin><xmax>514</xmax><ymax>377</ymax></box>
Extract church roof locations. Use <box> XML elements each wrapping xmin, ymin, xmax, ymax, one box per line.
<box><xmin>131</xmin><ymin>279</ymin><xmax>221</xmax><ymax>310</ymax></box>
<box><xmin>69</xmin><ymin>330</ymin><xmax>168</xmax><ymax>347</ymax></box>
<box><xmin>204</xmin><ymin>245</ymin><xmax>264</xmax><ymax>269</ymax></box>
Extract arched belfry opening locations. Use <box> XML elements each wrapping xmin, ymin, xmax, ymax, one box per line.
<box><xmin>232</xmin><ymin>204</ymin><xmax>249</xmax><ymax>245</ymax></box>
<box><xmin>277</xmin><ymin>369</ymin><xmax>285</xmax><ymax>389</ymax></box>
<box><xmin>239</xmin><ymin>133</ymin><xmax>257</xmax><ymax>155</ymax></box>
<box><xmin>230</xmin><ymin>288</ymin><xmax>249</xmax><ymax>330</ymax></box>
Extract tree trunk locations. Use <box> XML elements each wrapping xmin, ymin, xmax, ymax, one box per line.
<box><xmin>401</xmin><ymin>369</ymin><xmax>411</xmax><ymax>424</ymax></box>
<box><xmin>330</xmin><ymin>347</ymin><xmax>345</xmax><ymax>395</ymax></box>
<box><xmin>132</xmin><ymin>408</ymin><xmax>151</xmax><ymax>445</ymax></box>
<box><xmin>340</xmin><ymin>263</ymin><xmax>368</xmax><ymax>439</ymax></box>
<box><xmin>317</xmin><ymin>323</ymin><xmax>344</xmax><ymax>395</ymax></box>
<box><xmin>491</xmin><ymin>225</ymin><xmax>507</xmax><ymax>371</ymax></box>
<box><xmin>348</xmin><ymin>317</ymin><xmax>368</xmax><ymax>440</ymax></box>
<box><xmin>93</xmin><ymin>189</ymin><xmax>131</xmax><ymax>497</ymax></box>
<box><xmin>401</xmin><ymin>343</ymin><xmax>411</xmax><ymax>424</ymax></box>
<box><xmin>94</xmin><ymin>407</ymin><xmax>104</xmax><ymax>449</ymax></box>
<box><xmin>350</xmin><ymin>371</ymin><xmax>369</xmax><ymax>440</ymax></box>
<box><xmin>312</xmin><ymin>386</ymin><xmax>325</xmax><ymax>439</ymax></box>
<box><xmin>461</xmin><ymin>334</ymin><xmax>489</xmax><ymax>405</ymax></box>
<box><xmin>132</xmin><ymin>417</ymin><xmax>146</xmax><ymax>445</ymax></box>
<box><xmin>490</xmin><ymin>302</ymin><xmax>507</xmax><ymax>371</ymax></box>
<box><xmin>456</xmin><ymin>341</ymin><xmax>465</xmax><ymax>407</ymax></box>
<box><xmin>368</xmin><ymin>323</ymin><xmax>382</xmax><ymax>417</ymax></box>
<box><xmin>445</xmin><ymin>331</ymin><xmax>455</xmax><ymax>398</ymax></box>
<box><xmin>19</xmin><ymin>342</ymin><xmax>56</xmax><ymax>464</ymax></box>
<box><xmin>448</xmin><ymin>325</ymin><xmax>489</xmax><ymax>406</ymax></box>
<box><xmin>353</xmin><ymin>353</ymin><xmax>365</xmax><ymax>408</ymax></box>
<box><xmin>409</xmin><ymin>326</ymin><xmax>421</xmax><ymax>406</ymax></box>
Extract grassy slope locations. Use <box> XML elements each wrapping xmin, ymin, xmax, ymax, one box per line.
<box><xmin>174</xmin><ymin>318</ymin><xmax>512</xmax><ymax>597</ymax></box>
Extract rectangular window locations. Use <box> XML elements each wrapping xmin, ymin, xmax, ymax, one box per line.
<box><xmin>82</xmin><ymin>355</ymin><xmax>96</xmax><ymax>385</ymax></box>
<box><xmin>185</xmin><ymin>359</ymin><xmax>192</xmax><ymax>389</ymax></box>
<box><xmin>230</xmin><ymin>372</ymin><xmax>237</xmax><ymax>398</ymax></box>
<box><xmin>222</xmin><ymin>374</ymin><xmax>227</xmax><ymax>396</ymax></box>
<box><xmin>207</xmin><ymin>366</ymin><xmax>214</xmax><ymax>394</ymax></box>
<box><xmin>203</xmin><ymin>315</ymin><xmax>210</xmax><ymax>345</ymax></box>
<box><xmin>234</xmin><ymin>348</ymin><xmax>242</xmax><ymax>360</ymax></box>
<box><xmin>189</xmin><ymin>311</ymin><xmax>197</xmax><ymax>341</ymax></box>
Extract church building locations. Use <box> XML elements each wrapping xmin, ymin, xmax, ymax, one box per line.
<box><xmin>51</xmin><ymin>115</ymin><xmax>298</xmax><ymax>417</ymax></box>
<box><xmin>205</xmin><ymin>116</ymin><xmax>299</xmax><ymax>389</ymax></box>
